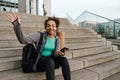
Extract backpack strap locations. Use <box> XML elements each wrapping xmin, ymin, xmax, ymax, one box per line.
<box><xmin>33</xmin><ymin>32</ymin><xmax>43</xmax><ymax>71</ymax></box>
<box><xmin>38</xmin><ymin>32</ymin><xmax>43</xmax><ymax>46</ymax></box>
<box><xmin>36</xmin><ymin>32</ymin><xmax>43</xmax><ymax>52</ymax></box>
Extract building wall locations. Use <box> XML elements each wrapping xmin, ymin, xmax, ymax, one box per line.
<box><xmin>44</xmin><ymin>0</ymin><xmax>51</xmax><ymax>16</ymax></box>
<box><xmin>0</xmin><ymin>0</ymin><xmax>51</xmax><ymax>16</ymax></box>
<box><xmin>18</xmin><ymin>0</ymin><xmax>26</xmax><ymax>13</ymax></box>
<box><xmin>0</xmin><ymin>0</ymin><xmax>18</xmax><ymax>12</ymax></box>
<box><xmin>18</xmin><ymin>0</ymin><xmax>37</xmax><ymax>15</ymax></box>
<box><xmin>18</xmin><ymin>0</ymin><xmax>51</xmax><ymax>16</ymax></box>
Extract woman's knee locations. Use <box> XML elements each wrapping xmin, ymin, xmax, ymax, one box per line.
<box><xmin>60</xmin><ymin>57</ymin><xmax>69</xmax><ymax>66</ymax></box>
<box><xmin>46</xmin><ymin>58</ymin><xmax>55</xmax><ymax>68</ymax></box>
<box><xmin>61</xmin><ymin>57</ymin><xmax>68</xmax><ymax>62</ymax></box>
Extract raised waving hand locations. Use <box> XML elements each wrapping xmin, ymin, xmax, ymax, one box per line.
<box><xmin>7</xmin><ymin>13</ymin><xmax>21</xmax><ymax>24</ymax></box>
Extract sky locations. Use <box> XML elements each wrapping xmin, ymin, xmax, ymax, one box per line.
<box><xmin>51</xmin><ymin>0</ymin><xmax>120</xmax><ymax>20</ymax></box>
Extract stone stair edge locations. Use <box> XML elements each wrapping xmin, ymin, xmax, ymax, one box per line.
<box><xmin>0</xmin><ymin>41</ymin><xmax>107</xmax><ymax>49</ymax></box>
<box><xmin>0</xmin><ymin>45</ymin><xmax>113</xmax><ymax>59</ymax></box>
<box><xmin>1</xmin><ymin>54</ymin><xmax>120</xmax><ymax>80</ymax></box>
<box><xmin>75</xmin><ymin>51</ymin><xmax>120</xmax><ymax>67</ymax></box>
<box><xmin>87</xmin><ymin>58</ymin><xmax>120</xmax><ymax>80</ymax></box>
<box><xmin>0</xmin><ymin>56</ymin><xmax>84</xmax><ymax>73</ymax></box>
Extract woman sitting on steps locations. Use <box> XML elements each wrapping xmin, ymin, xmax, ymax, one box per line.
<box><xmin>7</xmin><ymin>13</ymin><xmax>71</xmax><ymax>80</ymax></box>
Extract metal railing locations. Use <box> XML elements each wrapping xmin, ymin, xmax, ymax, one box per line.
<box><xmin>67</xmin><ymin>11</ymin><xmax>120</xmax><ymax>38</ymax></box>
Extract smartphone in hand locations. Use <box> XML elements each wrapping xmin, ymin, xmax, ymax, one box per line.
<box><xmin>60</xmin><ymin>47</ymin><xmax>69</xmax><ymax>52</ymax></box>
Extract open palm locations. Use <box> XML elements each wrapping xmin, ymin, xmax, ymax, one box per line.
<box><xmin>7</xmin><ymin>13</ymin><xmax>21</xmax><ymax>24</ymax></box>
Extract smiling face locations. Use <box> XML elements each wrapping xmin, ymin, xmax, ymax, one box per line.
<box><xmin>46</xmin><ymin>20</ymin><xmax>57</xmax><ymax>35</ymax></box>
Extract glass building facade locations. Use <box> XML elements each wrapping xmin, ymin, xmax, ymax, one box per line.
<box><xmin>0</xmin><ymin>0</ymin><xmax>18</xmax><ymax>12</ymax></box>
<box><xmin>67</xmin><ymin>11</ymin><xmax>120</xmax><ymax>38</ymax></box>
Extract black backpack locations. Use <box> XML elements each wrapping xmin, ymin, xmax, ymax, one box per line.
<box><xmin>22</xmin><ymin>32</ymin><xmax>43</xmax><ymax>73</ymax></box>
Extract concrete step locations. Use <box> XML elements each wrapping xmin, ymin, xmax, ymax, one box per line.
<box><xmin>56</xmin><ymin>69</ymin><xmax>98</xmax><ymax>80</ymax></box>
<box><xmin>0</xmin><ymin>28</ymin><xmax>97</xmax><ymax>39</ymax></box>
<box><xmin>0</xmin><ymin>26</ymin><xmax>41</xmax><ymax>35</ymax></box>
<box><xmin>1</xmin><ymin>55</ymin><xmax>120</xmax><ymax>80</ymax></box>
<box><xmin>0</xmin><ymin>11</ymin><xmax>69</xmax><ymax>24</ymax></box>
<box><xmin>0</xmin><ymin>45</ymin><xmax>113</xmax><ymax>59</ymax></box>
<box><xmin>0</xmin><ymin>34</ymin><xmax>100</xmax><ymax>41</ymax></box>
<box><xmin>0</xmin><ymin>21</ymin><xmax>78</xmax><ymax>29</ymax></box>
<box><xmin>0</xmin><ymin>52</ymin><xmax>96</xmax><ymax>80</ymax></box>
<box><xmin>66</xmin><ymin>41</ymin><xmax>106</xmax><ymax>50</ymax></box>
<box><xmin>0</xmin><ymin>40</ymin><xmax>105</xmax><ymax>49</ymax></box>
<box><xmin>65</xmin><ymin>37</ymin><xmax>103</xmax><ymax>44</ymax></box>
<box><xmin>107</xmin><ymin>39</ymin><xmax>120</xmax><ymax>45</ymax></box>
<box><xmin>0</xmin><ymin>56</ymin><xmax>21</xmax><ymax>71</ymax></box>
<box><xmin>0</xmin><ymin>31</ymin><xmax>97</xmax><ymax>38</ymax></box>
<box><xmin>0</xmin><ymin>41</ymin><xmax>24</xmax><ymax>48</ymax></box>
<box><xmin>0</xmin><ymin>26</ymin><xmax>95</xmax><ymax>34</ymax></box>
<box><xmin>0</xmin><ymin>47</ymin><xmax>22</xmax><ymax>58</ymax></box>
<box><xmin>70</xmin><ymin>46</ymin><xmax>113</xmax><ymax>58</ymax></box>
<box><xmin>0</xmin><ymin>26</ymin><xmax>74</xmax><ymax>32</ymax></box>
<box><xmin>0</xmin><ymin>68</ymin><xmax>99</xmax><ymax>80</ymax></box>
<box><xmin>0</xmin><ymin>68</ymin><xmax>46</xmax><ymax>80</ymax></box>
<box><xmin>103</xmin><ymin>71</ymin><xmax>120</xmax><ymax>80</ymax></box>
<box><xmin>87</xmin><ymin>58</ymin><xmax>120</xmax><ymax>80</ymax></box>
<box><xmin>0</xmin><ymin>13</ymin><xmax>93</xmax><ymax>29</ymax></box>
<box><xmin>0</xmin><ymin>11</ymin><xmax>68</xmax><ymax>23</ymax></box>
<box><xmin>66</xmin><ymin>32</ymin><xmax>97</xmax><ymax>36</ymax></box>
<box><xmin>0</xmin><ymin>14</ymin><xmax>72</xmax><ymax>29</ymax></box>
<box><xmin>0</xmin><ymin>34</ymin><xmax>101</xmax><ymax>42</ymax></box>
<box><xmin>0</xmin><ymin>11</ymin><xmax>70</xmax><ymax>27</ymax></box>
<box><xmin>0</xmin><ymin>55</ymin><xmax>83</xmax><ymax>72</ymax></box>
<box><xmin>0</xmin><ymin>35</ymin><xmax>17</xmax><ymax>41</ymax></box>
<box><xmin>75</xmin><ymin>51</ymin><xmax>120</xmax><ymax>67</ymax></box>
<box><xmin>57</xmin><ymin>57</ymin><xmax>120</xmax><ymax>80</ymax></box>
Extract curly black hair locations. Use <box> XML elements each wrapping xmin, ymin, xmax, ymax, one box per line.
<box><xmin>44</xmin><ymin>17</ymin><xmax>60</xmax><ymax>31</ymax></box>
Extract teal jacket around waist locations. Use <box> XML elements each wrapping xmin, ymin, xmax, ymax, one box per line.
<box><xmin>12</xmin><ymin>20</ymin><xmax>60</xmax><ymax>57</ymax></box>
